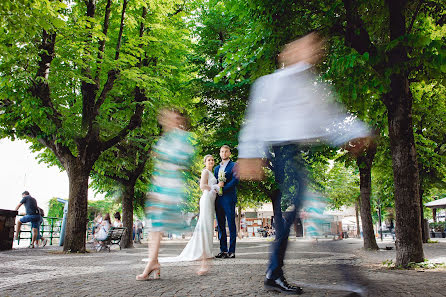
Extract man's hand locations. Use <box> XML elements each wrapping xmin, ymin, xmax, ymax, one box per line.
<box><xmin>236</xmin><ymin>158</ymin><xmax>265</xmax><ymax>181</ymax></box>
<box><xmin>218</xmin><ymin>181</ymin><xmax>224</xmax><ymax>187</ymax></box>
<box><xmin>343</xmin><ymin>136</ymin><xmax>375</xmax><ymax>156</ymax></box>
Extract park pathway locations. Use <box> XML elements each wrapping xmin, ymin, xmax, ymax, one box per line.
<box><xmin>1</xmin><ymin>238</ymin><xmax>446</xmax><ymax>296</ymax></box>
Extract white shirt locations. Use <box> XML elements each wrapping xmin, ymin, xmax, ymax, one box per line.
<box><xmin>238</xmin><ymin>62</ymin><xmax>370</xmax><ymax>158</ymax></box>
<box><xmin>218</xmin><ymin>159</ymin><xmax>230</xmax><ymax>176</ymax></box>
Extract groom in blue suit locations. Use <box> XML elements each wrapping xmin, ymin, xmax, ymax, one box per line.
<box><xmin>214</xmin><ymin>145</ymin><xmax>239</xmax><ymax>258</ymax></box>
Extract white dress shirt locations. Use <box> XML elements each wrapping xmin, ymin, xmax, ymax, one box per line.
<box><xmin>219</xmin><ymin>159</ymin><xmax>230</xmax><ymax>175</ymax></box>
<box><xmin>238</xmin><ymin>62</ymin><xmax>370</xmax><ymax>158</ymax></box>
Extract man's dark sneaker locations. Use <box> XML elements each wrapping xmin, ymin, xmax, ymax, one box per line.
<box><xmin>215</xmin><ymin>252</ymin><xmax>228</xmax><ymax>258</ymax></box>
<box><xmin>264</xmin><ymin>276</ymin><xmax>303</xmax><ymax>295</ymax></box>
<box><xmin>227</xmin><ymin>252</ymin><xmax>235</xmax><ymax>258</ymax></box>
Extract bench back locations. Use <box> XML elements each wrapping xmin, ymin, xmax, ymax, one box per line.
<box><xmin>102</xmin><ymin>227</ymin><xmax>127</xmax><ymax>242</ymax></box>
<box><xmin>109</xmin><ymin>227</ymin><xmax>126</xmax><ymax>240</ymax></box>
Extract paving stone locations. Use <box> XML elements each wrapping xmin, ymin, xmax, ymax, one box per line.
<box><xmin>1</xmin><ymin>238</ymin><xmax>446</xmax><ymax>296</ymax></box>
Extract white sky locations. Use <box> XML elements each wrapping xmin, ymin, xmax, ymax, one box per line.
<box><xmin>0</xmin><ymin>138</ymin><xmax>103</xmax><ymax>214</ymax></box>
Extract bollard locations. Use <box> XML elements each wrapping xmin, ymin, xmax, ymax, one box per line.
<box><xmin>0</xmin><ymin>209</ymin><xmax>19</xmax><ymax>250</ymax></box>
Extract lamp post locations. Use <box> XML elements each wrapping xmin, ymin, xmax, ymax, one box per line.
<box><xmin>377</xmin><ymin>199</ymin><xmax>383</xmax><ymax>242</ymax></box>
<box><xmin>57</xmin><ymin>198</ymin><xmax>68</xmax><ymax>246</ymax></box>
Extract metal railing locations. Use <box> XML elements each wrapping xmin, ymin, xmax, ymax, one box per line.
<box><xmin>16</xmin><ymin>215</ymin><xmax>63</xmax><ymax>245</ymax></box>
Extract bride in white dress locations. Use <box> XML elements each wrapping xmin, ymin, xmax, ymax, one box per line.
<box><xmin>158</xmin><ymin>154</ymin><xmax>219</xmax><ymax>274</ymax></box>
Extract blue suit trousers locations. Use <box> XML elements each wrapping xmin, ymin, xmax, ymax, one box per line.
<box><xmin>267</xmin><ymin>144</ymin><xmax>306</xmax><ymax>280</ymax></box>
<box><xmin>216</xmin><ymin>197</ymin><xmax>237</xmax><ymax>253</ymax></box>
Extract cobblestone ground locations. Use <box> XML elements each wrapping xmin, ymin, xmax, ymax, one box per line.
<box><xmin>1</xmin><ymin>237</ymin><xmax>446</xmax><ymax>296</ymax></box>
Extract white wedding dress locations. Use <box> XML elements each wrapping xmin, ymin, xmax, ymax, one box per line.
<box><xmin>158</xmin><ymin>169</ymin><xmax>217</xmax><ymax>262</ymax></box>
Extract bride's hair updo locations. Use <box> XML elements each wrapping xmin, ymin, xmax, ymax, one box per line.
<box><xmin>203</xmin><ymin>154</ymin><xmax>213</xmax><ymax>164</ymax></box>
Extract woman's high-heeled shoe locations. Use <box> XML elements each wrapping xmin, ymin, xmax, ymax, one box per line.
<box><xmin>197</xmin><ymin>261</ymin><xmax>210</xmax><ymax>276</ymax></box>
<box><xmin>196</xmin><ymin>267</ymin><xmax>208</xmax><ymax>276</ymax></box>
<box><xmin>136</xmin><ymin>265</ymin><xmax>161</xmax><ymax>281</ymax></box>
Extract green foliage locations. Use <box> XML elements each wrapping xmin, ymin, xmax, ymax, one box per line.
<box><xmin>426</xmin><ymin>239</ymin><xmax>439</xmax><ymax>243</ymax></box>
<box><xmin>47</xmin><ymin>197</ymin><xmax>64</xmax><ymax>218</ymax></box>
<box><xmin>429</xmin><ymin>222</ymin><xmax>446</xmax><ymax>232</ymax></box>
<box><xmin>323</xmin><ymin>158</ymin><xmax>360</xmax><ymax>209</ymax></box>
<box><xmin>87</xmin><ymin>198</ymin><xmax>118</xmax><ymax>221</ymax></box>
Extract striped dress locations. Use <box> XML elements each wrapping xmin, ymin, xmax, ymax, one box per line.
<box><xmin>145</xmin><ymin>128</ymin><xmax>194</xmax><ymax>233</ymax></box>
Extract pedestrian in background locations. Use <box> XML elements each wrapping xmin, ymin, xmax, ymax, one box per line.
<box><xmin>14</xmin><ymin>191</ymin><xmax>41</xmax><ymax>248</ymax></box>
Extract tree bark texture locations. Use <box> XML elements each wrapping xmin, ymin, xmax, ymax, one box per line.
<box><xmin>63</xmin><ymin>162</ymin><xmax>91</xmax><ymax>252</ymax></box>
<box><xmin>121</xmin><ymin>183</ymin><xmax>135</xmax><ymax>248</ymax></box>
<box><xmin>385</xmin><ymin>0</ymin><xmax>424</xmax><ymax>266</ymax></box>
<box><xmin>356</xmin><ymin>148</ymin><xmax>379</xmax><ymax>250</ymax></box>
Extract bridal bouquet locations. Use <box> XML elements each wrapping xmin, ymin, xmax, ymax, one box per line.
<box><xmin>217</xmin><ymin>171</ymin><xmax>226</xmax><ymax>195</ymax></box>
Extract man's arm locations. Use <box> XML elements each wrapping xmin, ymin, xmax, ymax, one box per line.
<box><xmin>222</xmin><ymin>164</ymin><xmax>240</xmax><ymax>191</ymax></box>
<box><xmin>237</xmin><ymin>158</ymin><xmax>265</xmax><ymax>181</ymax></box>
<box><xmin>15</xmin><ymin>203</ymin><xmax>22</xmax><ymax>211</ymax></box>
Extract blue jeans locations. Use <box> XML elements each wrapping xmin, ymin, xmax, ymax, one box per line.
<box><xmin>20</xmin><ymin>214</ymin><xmax>41</xmax><ymax>229</ymax></box>
<box><xmin>267</xmin><ymin>144</ymin><xmax>306</xmax><ymax>280</ymax></box>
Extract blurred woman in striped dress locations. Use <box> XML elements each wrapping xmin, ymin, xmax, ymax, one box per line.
<box><xmin>136</xmin><ymin>108</ymin><xmax>194</xmax><ymax>281</ymax></box>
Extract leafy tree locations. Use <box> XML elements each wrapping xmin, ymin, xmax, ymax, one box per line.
<box><xmin>0</xmin><ymin>0</ymin><xmax>192</xmax><ymax>252</ymax></box>
<box><xmin>216</xmin><ymin>0</ymin><xmax>446</xmax><ymax>267</ymax></box>
<box><xmin>91</xmin><ymin>134</ymin><xmax>154</xmax><ymax>248</ymax></box>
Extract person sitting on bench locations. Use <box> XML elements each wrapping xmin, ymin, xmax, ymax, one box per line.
<box><xmin>94</xmin><ymin>213</ymin><xmax>111</xmax><ymax>246</ymax></box>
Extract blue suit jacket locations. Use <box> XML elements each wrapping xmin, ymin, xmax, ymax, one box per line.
<box><xmin>214</xmin><ymin>160</ymin><xmax>239</xmax><ymax>204</ymax></box>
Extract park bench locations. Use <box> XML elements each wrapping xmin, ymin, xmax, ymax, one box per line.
<box><xmin>95</xmin><ymin>227</ymin><xmax>127</xmax><ymax>252</ymax></box>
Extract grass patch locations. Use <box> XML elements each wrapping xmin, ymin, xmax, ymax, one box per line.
<box><xmin>382</xmin><ymin>259</ymin><xmax>445</xmax><ymax>270</ymax></box>
<box><xmin>427</xmin><ymin>239</ymin><xmax>439</xmax><ymax>243</ymax></box>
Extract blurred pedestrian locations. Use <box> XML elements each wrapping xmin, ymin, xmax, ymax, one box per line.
<box><xmin>238</xmin><ymin>32</ymin><xmax>372</xmax><ymax>295</ymax></box>
<box><xmin>136</xmin><ymin>108</ymin><xmax>194</xmax><ymax>281</ymax></box>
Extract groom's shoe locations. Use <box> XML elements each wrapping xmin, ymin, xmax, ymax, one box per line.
<box><xmin>215</xmin><ymin>252</ymin><xmax>228</xmax><ymax>258</ymax></box>
<box><xmin>227</xmin><ymin>253</ymin><xmax>235</xmax><ymax>258</ymax></box>
<box><xmin>264</xmin><ymin>276</ymin><xmax>303</xmax><ymax>295</ymax></box>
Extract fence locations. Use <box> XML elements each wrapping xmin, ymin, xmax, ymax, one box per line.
<box><xmin>16</xmin><ymin>215</ymin><xmax>63</xmax><ymax>245</ymax></box>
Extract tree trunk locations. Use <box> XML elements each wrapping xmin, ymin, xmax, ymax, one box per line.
<box><xmin>121</xmin><ymin>183</ymin><xmax>135</xmax><ymax>248</ymax></box>
<box><xmin>355</xmin><ymin>197</ymin><xmax>361</xmax><ymax>238</ymax></box>
<box><xmin>356</xmin><ymin>148</ymin><xmax>379</xmax><ymax>250</ymax></box>
<box><xmin>63</xmin><ymin>161</ymin><xmax>91</xmax><ymax>252</ymax></box>
<box><xmin>387</xmin><ymin>97</ymin><xmax>424</xmax><ymax>265</ymax></box>
<box><xmin>385</xmin><ymin>0</ymin><xmax>424</xmax><ymax>267</ymax></box>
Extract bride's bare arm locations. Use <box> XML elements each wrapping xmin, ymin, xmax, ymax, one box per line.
<box><xmin>200</xmin><ymin>169</ymin><xmax>211</xmax><ymax>191</ymax></box>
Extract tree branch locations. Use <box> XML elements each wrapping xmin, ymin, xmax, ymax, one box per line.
<box><xmin>29</xmin><ymin>30</ymin><xmax>63</xmax><ymax>129</ymax></box>
<box><xmin>342</xmin><ymin>0</ymin><xmax>377</xmax><ymax>56</ymax></box>
<box><xmin>81</xmin><ymin>0</ymin><xmax>98</xmax><ymax>131</ymax></box>
<box><xmin>99</xmin><ymin>87</ymin><xmax>145</xmax><ymax>151</ymax></box>
<box><xmin>408</xmin><ymin>0</ymin><xmax>423</xmax><ymax>34</ymax></box>
<box><xmin>25</xmin><ymin>124</ymin><xmax>74</xmax><ymax>165</ymax></box>
<box><xmin>94</xmin><ymin>0</ymin><xmax>128</xmax><ymax>113</ymax></box>
<box><xmin>95</xmin><ymin>0</ymin><xmax>113</xmax><ymax>84</ymax></box>
<box><xmin>115</xmin><ymin>0</ymin><xmax>128</xmax><ymax>61</ymax></box>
